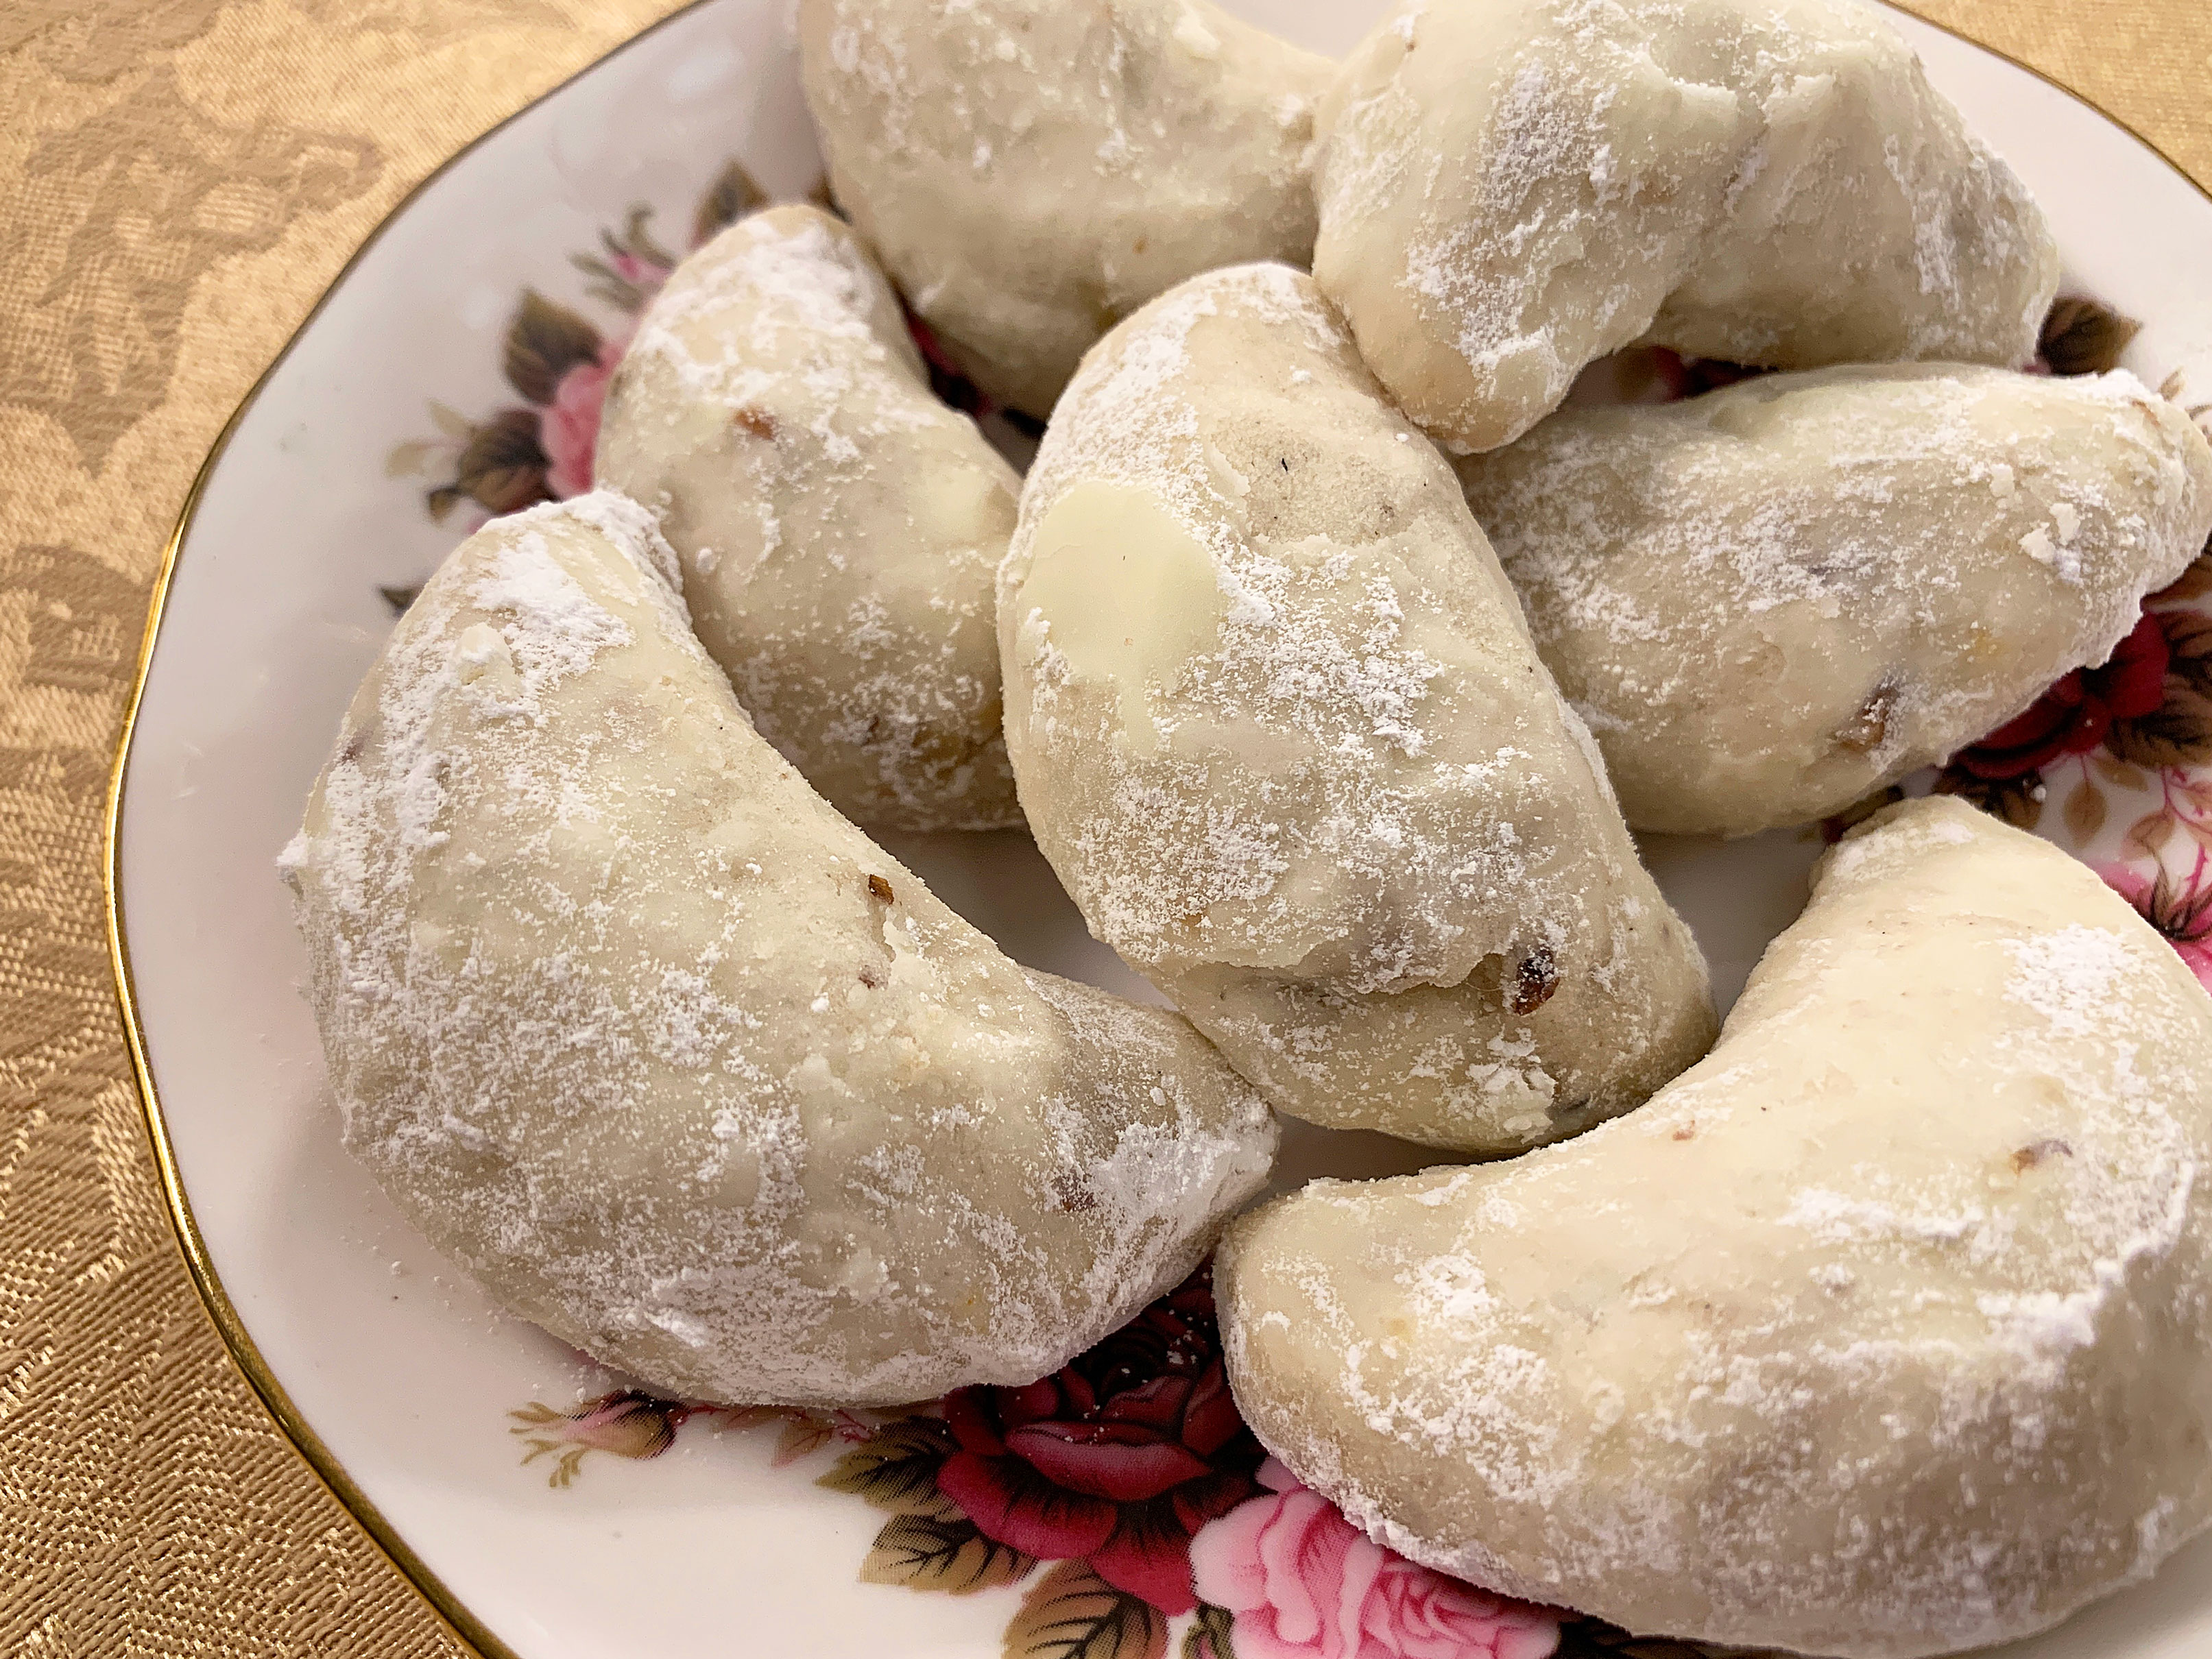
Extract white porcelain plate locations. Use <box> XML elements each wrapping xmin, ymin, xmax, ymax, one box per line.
<box><xmin>110</xmin><ymin>4</ymin><xmax>2212</xmax><ymax>1658</ymax></box>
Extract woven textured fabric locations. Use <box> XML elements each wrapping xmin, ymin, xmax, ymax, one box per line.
<box><xmin>0</xmin><ymin>1</ymin><xmax>2203</xmax><ymax>1652</ymax></box>
<box><xmin>1911</xmin><ymin>0</ymin><xmax>2211</xmax><ymax>185</ymax></box>
<box><xmin>0</xmin><ymin>5</ymin><xmax>691</xmax><ymax>1654</ymax></box>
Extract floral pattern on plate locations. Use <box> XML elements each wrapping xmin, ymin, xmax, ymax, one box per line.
<box><xmin>398</xmin><ymin>174</ymin><xmax>2212</xmax><ymax>1659</ymax></box>
<box><xmin>384</xmin><ymin>159</ymin><xmax>773</xmax><ymax>529</ymax></box>
<box><xmin>512</xmin><ymin>1267</ymin><xmax>1574</xmax><ymax>1659</ymax></box>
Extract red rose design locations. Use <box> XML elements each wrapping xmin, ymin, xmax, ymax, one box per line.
<box><xmin>1648</xmin><ymin>347</ymin><xmax>1766</xmax><ymax>400</ymax></box>
<box><xmin>1955</xmin><ymin>610</ymin><xmax>2172</xmax><ymax>780</ymax></box>
<box><xmin>936</xmin><ymin>1265</ymin><xmax>1264</xmax><ymax>1613</ymax></box>
<box><xmin>902</xmin><ymin>308</ymin><xmax>996</xmax><ymax>417</ymax></box>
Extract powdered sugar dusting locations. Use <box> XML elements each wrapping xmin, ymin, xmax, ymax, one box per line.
<box><xmin>282</xmin><ymin>495</ymin><xmax>1275</xmax><ymax>1407</ymax></box>
<box><xmin>468</xmin><ymin>530</ymin><xmax>634</xmax><ymax>692</ymax></box>
<box><xmin>1221</xmin><ymin>799</ymin><xmax>2212</xmax><ymax>1654</ymax></box>
<box><xmin>597</xmin><ymin>204</ymin><xmax>1023</xmax><ymax>832</ymax></box>
<box><xmin>799</xmin><ymin>0</ymin><xmax>1332</xmax><ymax>415</ymax></box>
<box><xmin>1458</xmin><ymin>363</ymin><xmax>2212</xmax><ymax>836</ymax></box>
<box><xmin>2008</xmin><ymin>924</ymin><xmax>2139</xmax><ymax>1039</ymax></box>
<box><xmin>1312</xmin><ymin>0</ymin><xmax>2061</xmax><ymax>452</ymax></box>
<box><xmin>1013</xmin><ymin>267</ymin><xmax>1482</xmax><ymax>987</ymax></box>
<box><xmin>1001</xmin><ymin>264</ymin><xmax>1713</xmax><ymax>1152</ymax></box>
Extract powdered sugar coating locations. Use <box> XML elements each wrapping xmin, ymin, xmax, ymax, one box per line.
<box><xmin>1314</xmin><ymin>0</ymin><xmax>2062</xmax><ymax>454</ymax></box>
<box><xmin>1219</xmin><ymin>796</ymin><xmax>2212</xmax><ymax>1657</ymax></box>
<box><xmin>999</xmin><ymin>265</ymin><xmax>1714</xmax><ymax>1154</ymax></box>
<box><xmin>1458</xmin><ymin>363</ymin><xmax>2212</xmax><ymax>836</ymax></box>
<box><xmin>281</xmin><ymin>494</ymin><xmax>1276</xmax><ymax>1406</ymax></box>
<box><xmin>597</xmin><ymin>205</ymin><xmax>1021</xmax><ymax>832</ymax></box>
<box><xmin>798</xmin><ymin>0</ymin><xmax>1332</xmax><ymax>417</ymax></box>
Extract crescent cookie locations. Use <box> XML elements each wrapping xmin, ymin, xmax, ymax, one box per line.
<box><xmin>1458</xmin><ymin>364</ymin><xmax>2212</xmax><ymax>836</ymax></box>
<box><xmin>597</xmin><ymin>204</ymin><xmax>1022</xmax><ymax>832</ymax></box>
<box><xmin>280</xmin><ymin>492</ymin><xmax>1277</xmax><ymax>1407</ymax></box>
<box><xmin>1219</xmin><ymin>795</ymin><xmax>2212</xmax><ymax>1658</ymax></box>
<box><xmin>997</xmin><ymin>265</ymin><xmax>1716</xmax><ymax>1155</ymax></box>
<box><xmin>798</xmin><ymin>0</ymin><xmax>1332</xmax><ymax>418</ymax></box>
<box><xmin>1313</xmin><ymin>0</ymin><xmax>2061</xmax><ymax>453</ymax></box>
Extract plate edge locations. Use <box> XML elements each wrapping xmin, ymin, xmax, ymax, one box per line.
<box><xmin>99</xmin><ymin>5</ymin><xmax>721</xmax><ymax>1656</ymax></box>
<box><xmin>96</xmin><ymin>5</ymin><xmax>2212</xmax><ymax>1658</ymax></box>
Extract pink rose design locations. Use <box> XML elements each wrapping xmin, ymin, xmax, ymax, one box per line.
<box><xmin>2096</xmin><ymin>862</ymin><xmax>2212</xmax><ymax>994</ymax></box>
<box><xmin>607</xmin><ymin>249</ymin><xmax>671</xmax><ymax>300</ymax></box>
<box><xmin>1189</xmin><ymin>1460</ymin><xmax>1560</xmax><ymax>1659</ymax></box>
<box><xmin>540</xmin><ymin>341</ymin><xmax>625</xmax><ymax>499</ymax></box>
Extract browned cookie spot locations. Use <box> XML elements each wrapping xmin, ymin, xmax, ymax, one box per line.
<box><xmin>731</xmin><ymin>405</ymin><xmax>779</xmax><ymax>440</ymax></box>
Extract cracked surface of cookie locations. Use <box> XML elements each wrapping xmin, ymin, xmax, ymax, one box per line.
<box><xmin>998</xmin><ymin>264</ymin><xmax>1715</xmax><ymax>1154</ymax></box>
<box><xmin>597</xmin><ymin>204</ymin><xmax>1022</xmax><ymax>832</ymax></box>
<box><xmin>1458</xmin><ymin>363</ymin><xmax>2212</xmax><ymax>836</ymax></box>
<box><xmin>799</xmin><ymin>0</ymin><xmax>1332</xmax><ymax>418</ymax></box>
<box><xmin>1314</xmin><ymin>0</ymin><xmax>2061</xmax><ymax>454</ymax></box>
<box><xmin>1220</xmin><ymin>796</ymin><xmax>2212</xmax><ymax>1658</ymax></box>
<box><xmin>280</xmin><ymin>493</ymin><xmax>1277</xmax><ymax>1407</ymax></box>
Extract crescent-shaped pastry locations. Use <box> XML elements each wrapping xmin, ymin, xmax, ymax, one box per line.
<box><xmin>597</xmin><ymin>204</ymin><xmax>1022</xmax><ymax>832</ymax></box>
<box><xmin>799</xmin><ymin>0</ymin><xmax>1332</xmax><ymax>418</ymax></box>
<box><xmin>1220</xmin><ymin>795</ymin><xmax>2212</xmax><ymax>1658</ymax></box>
<box><xmin>998</xmin><ymin>264</ymin><xmax>1715</xmax><ymax>1154</ymax></box>
<box><xmin>1314</xmin><ymin>0</ymin><xmax>2061</xmax><ymax>453</ymax></box>
<box><xmin>280</xmin><ymin>492</ymin><xmax>1277</xmax><ymax>1406</ymax></box>
<box><xmin>1457</xmin><ymin>363</ymin><xmax>2212</xmax><ymax>836</ymax></box>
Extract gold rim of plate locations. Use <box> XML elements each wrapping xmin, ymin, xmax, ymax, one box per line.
<box><xmin>97</xmin><ymin>10</ymin><xmax>2212</xmax><ymax>1658</ymax></box>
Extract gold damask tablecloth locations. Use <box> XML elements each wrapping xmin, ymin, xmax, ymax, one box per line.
<box><xmin>0</xmin><ymin>1</ymin><xmax>2204</xmax><ymax>1651</ymax></box>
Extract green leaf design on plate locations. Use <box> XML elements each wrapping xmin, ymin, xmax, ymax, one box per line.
<box><xmin>503</xmin><ymin>289</ymin><xmax>603</xmax><ymax>404</ymax></box>
<box><xmin>816</xmin><ymin>1414</ymin><xmax>957</xmax><ymax>1514</ymax></box>
<box><xmin>2039</xmin><ymin>295</ymin><xmax>2142</xmax><ymax>377</ymax></box>
<box><xmin>427</xmin><ymin>399</ymin><xmax>476</xmax><ymax>439</ymax></box>
<box><xmin>385</xmin><ymin>437</ymin><xmax>441</xmax><ymax>479</ymax></box>
<box><xmin>858</xmin><ymin>1512</ymin><xmax>1037</xmax><ymax>1595</ymax></box>
<box><xmin>573</xmin><ymin>206</ymin><xmax>681</xmax><ymax>313</ymax></box>
<box><xmin>772</xmin><ymin>1412</ymin><xmax>838</xmax><ymax>1467</ymax></box>
<box><xmin>1181</xmin><ymin>1603</ymin><xmax>1235</xmax><ymax>1659</ymax></box>
<box><xmin>693</xmin><ymin>158</ymin><xmax>769</xmax><ymax>247</ymax></box>
<box><xmin>427</xmin><ymin>407</ymin><xmax>549</xmax><ymax>523</ymax></box>
<box><xmin>2125</xmin><ymin>807</ymin><xmax>2180</xmax><ymax>860</ymax></box>
<box><xmin>2093</xmin><ymin>753</ymin><xmax>2151</xmax><ymax>792</ymax></box>
<box><xmin>2063</xmin><ymin>776</ymin><xmax>2108</xmax><ymax>843</ymax></box>
<box><xmin>2111</xmin><ymin>611</ymin><xmax>2212</xmax><ymax>771</ymax></box>
<box><xmin>2153</xmin><ymin>544</ymin><xmax>2212</xmax><ymax>606</ymax></box>
<box><xmin>1002</xmin><ymin>1562</ymin><xmax>1167</xmax><ymax>1659</ymax></box>
<box><xmin>1934</xmin><ymin>766</ymin><xmax>2044</xmax><ymax>832</ymax></box>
